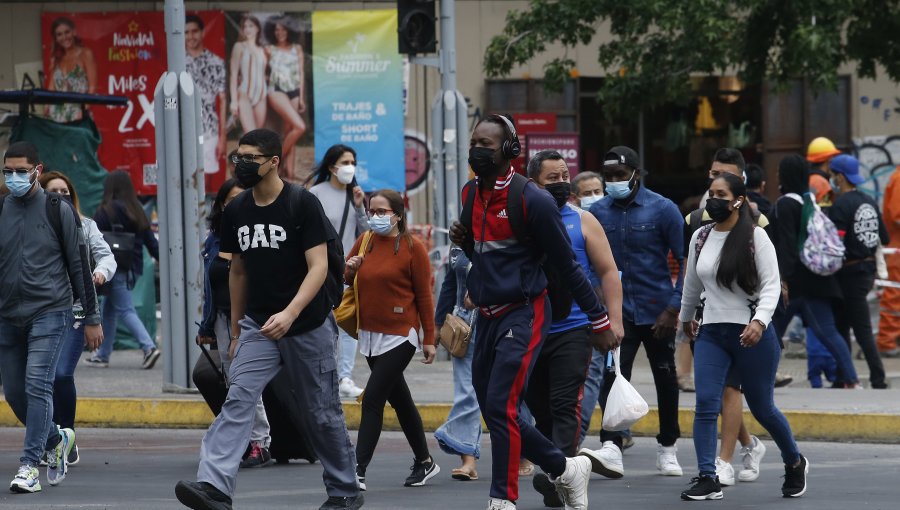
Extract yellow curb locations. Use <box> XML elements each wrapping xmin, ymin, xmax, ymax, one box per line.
<box><xmin>2</xmin><ymin>399</ymin><xmax>898</xmax><ymax>443</ymax></box>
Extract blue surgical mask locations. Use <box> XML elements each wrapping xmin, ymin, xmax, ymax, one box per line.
<box><xmin>580</xmin><ymin>194</ymin><xmax>602</xmax><ymax>210</ymax></box>
<box><xmin>4</xmin><ymin>169</ymin><xmax>36</xmax><ymax>198</ymax></box>
<box><xmin>830</xmin><ymin>177</ymin><xmax>840</xmax><ymax>191</ymax></box>
<box><xmin>368</xmin><ymin>215</ymin><xmax>394</xmax><ymax>235</ymax></box>
<box><xmin>605</xmin><ymin>170</ymin><xmax>636</xmax><ymax>200</ymax></box>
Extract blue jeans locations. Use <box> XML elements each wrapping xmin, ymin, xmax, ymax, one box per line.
<box><xmin>53</xmin><ymin>317</ymin><xmax>85</xmax><ymax>429</ymax></box>
<box><xmin>694</xmin><ymin>322</ymin><xmax>800</xmax><ymax>477</ymax></box>
<box><xmin>774</xmin><ymin>297</ymin><xmax>858</xmax><ymax>385</ymax></box>
<box><xmin>337</xmin><ymin>326</ymin><xmax>357</xmax><ymax>381</ymax></box>
<box><xmin>96</xmin><ymin>271</ymin><xmax>156</xmax><ymax>361</ymax></box>
<box><xmin>434</xmin><ymin>331</ymin><xmax>482</xmax><ymax>458</ymax></box>
<box><xmin>0</xmin><ymin>311</ymin><xmax>71</xmax><ymax>465</ymax></box>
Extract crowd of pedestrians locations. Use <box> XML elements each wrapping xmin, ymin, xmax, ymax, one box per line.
<box><xmin>0</xmin><ymin>118</ymin><xmax>895</xmax><ymax>510</ymax></box>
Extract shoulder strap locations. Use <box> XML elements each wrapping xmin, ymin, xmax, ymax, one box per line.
<box><xmin>460</xmin><ymin>180</ymin><xmax>477</xmax><ymax>254</ymax></box>
<box><xmin>694</xmin><ymin>223</ymin><xmax>715</xmax><ymax>261</ymax></box>
<box><xmin>0</xmin><ymin>195</ymin><xmax>5</xmax><ymax>217</ymax></box>
<box><xmin>507</xmin><ymin>173</ymin><xmax>529</xmax><ymax>244</ymax></box>
<box><xmin>45</xmin><ymin>192</ymin><xmax>65</xmax><ymax>242</ymax></box>
<box><xmin>286</xmin><ymin>182</ymin><xmax>305</xmax><ymax>230</ymax></box>
<box><xmin>338</xmin><ymin>189</ymin><xmax>352</xmax><ymax>239</ymax></box>
<box><xmin>688</xmin><ymin>208</ymin><xmax>704</xmax><ymax>234</ymax></box>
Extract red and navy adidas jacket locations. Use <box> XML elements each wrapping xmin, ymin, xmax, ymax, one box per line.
<box><xmin>462</xmin><ymin>167</ymin><xmax>611</xmax><ymax>333</ymax></box>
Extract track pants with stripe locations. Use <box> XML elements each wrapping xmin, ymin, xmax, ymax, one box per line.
<box><xmin>472</xmin><ymin>294</ymin><xmax>567</xmax><ymax>502</ymax></box>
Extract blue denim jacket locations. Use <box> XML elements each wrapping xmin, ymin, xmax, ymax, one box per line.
<box><xmin>435</xmin><ymin>246</ymin><xmax>475</xmax><ymax>327</ymax></box>
<box><xmin>589</xmin><ymin>184</ymin><xmax>685</xmax><ymax>325</ymax></box>
<box><xmin>199</xmin><ymin>232</ymin><xmax>220</xmax><ymax>338</ymax></box>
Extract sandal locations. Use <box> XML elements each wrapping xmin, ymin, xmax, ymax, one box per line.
<box><xmin>518</xmin><ymin>459</ymin><xmax>535</xmax><ymax>477</ymax></box>
<box><xmin>451</xmin><ymin>467</ymin><xmax>479</xmax><ymax>481</ymax></box>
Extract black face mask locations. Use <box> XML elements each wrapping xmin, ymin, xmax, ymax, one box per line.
<box><xmin>705</xmin><ymin>198</ymin><xmax>734</xmax><ymax>223</ymax></box>
<box><xmin>545</xmin><ymin>182</ymin><xmax>571</xmax><ymax>209</ymax></box>
<box><xmin>235</xmin><ymin>160</ymin><xmax>267</xmax><ymax>188</ymax></box>
<box><xmin>468</xmin><ymin>147</ymin><xmax>499</xmax><ymax>177</ymax></box>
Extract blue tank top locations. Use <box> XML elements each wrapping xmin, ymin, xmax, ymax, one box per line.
<box><xmin>549</xmin><ymin>204</ymin><xmax>592</xmax><ymax>333</ymax></box>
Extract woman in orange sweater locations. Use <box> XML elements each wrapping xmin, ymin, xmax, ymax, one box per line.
<box><xmin>344</xmin><ymin>189</ymin><xmax>439</xmax><ymax>490</ymax></box>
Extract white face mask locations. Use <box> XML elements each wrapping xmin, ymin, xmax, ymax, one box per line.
<box><xmin>580</xmin><ymin>194</ymin><xmax>602</xmax><ymax>210</ymax></box>
<box><xmin>335</xmin><ymin>164</ymin><xmax>356</xmax><ymax>185</ymax></box>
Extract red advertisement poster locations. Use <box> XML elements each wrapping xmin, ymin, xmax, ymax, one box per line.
<box><xmin>41</xmin><ymin>11</ymin><xmax>226</xmax><ymax>194</ymax></box>
<box><xmin>511</xmin><ymin>113</ymin><xmax>557</xmax><ymax>174</ymax></box>
<box><xmin>526</xmin><ymin>132</ymin><xmax>580</xmax><ymax>176</ymax></box>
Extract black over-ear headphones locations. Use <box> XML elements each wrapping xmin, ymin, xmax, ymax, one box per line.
<box><xmin>491</xmin><ymin>114</ymin><xmax>521</xmax><ymax>160</ymax></box>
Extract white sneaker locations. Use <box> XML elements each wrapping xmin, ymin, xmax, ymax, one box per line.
<box><xmin>656</xmin><ymin>443</ymin><xmax>683</xmax><ymax>476</ymax></box>
<box><xmin>486</xmin><ymin>498</ymin><xmax>516</xmax><ymax>510</ymax></box>
<box><xmin>9</xmin><ymin>464</ymin><xmax>41</xmax><ymax>493</ymax></box>
<box><xmin>578</xmin><ymin>441</ymin><xmax>624</xmax><ymax>478</ymax></box>
<box><xmin>737</xmin><ymin>435</ymin><xmax>766</xmax><ymax>482</ymax></box>
<box><xmin>46</xmin><ymin>427</ymin><xmax>75</xmax><ymax>486</ymax></box>
<box><xmin>339</xmin><ymin>378</ymin><xmax>364</xmax><ymax>398</ymax></box>
<box><xmin>715</xmin><ymin>457</ymin><xmax>735</xmax><ymax>486</ymax></box>
<box><xmin>553</xmin><ymin>456</ymin><xmax>591</xmax><ymax>510</ymax></box>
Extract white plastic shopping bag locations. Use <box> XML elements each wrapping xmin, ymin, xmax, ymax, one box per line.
<box><xmin>601</xmin><ymin>347</ymin><xmax>649</xmax><ymax>431</ymax></box>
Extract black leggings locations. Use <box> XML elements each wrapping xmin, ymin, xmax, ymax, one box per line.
<box><xmin>355</xmin><ymin>341</ymin><xmax>430</xmax><ymax>472</ymax></box>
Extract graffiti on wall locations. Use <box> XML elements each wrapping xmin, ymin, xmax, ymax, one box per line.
<box><xmin>859</xmin><ymin>96</ymin><xmax>900</xmax><ymax>123</ymax></box>
<box><xmin>853</xmin><ymin>135</ymin><xmax>900</xmax><ymax>206</ymax></box>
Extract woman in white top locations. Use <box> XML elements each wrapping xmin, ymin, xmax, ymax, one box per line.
<box><xmin>229</xmin><ymin>14</ymin><xmax>267</xmax><ymax>132</ymax></box>
<box><xmin>680</xmin><ymin>173</ymin><xmax>808</xmax><ymax>502</ymax></box>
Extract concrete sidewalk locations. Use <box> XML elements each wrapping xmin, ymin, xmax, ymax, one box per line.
<box><xmin>2</xmin><ymin>345</ymin><xmax>900</xmax><ymax>442</ymax></box>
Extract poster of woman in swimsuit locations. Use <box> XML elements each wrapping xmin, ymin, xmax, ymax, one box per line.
<box><xmin>225</xmin><ymin>11</ymin><xmax>314</xmax><ymax>183</ymax></box>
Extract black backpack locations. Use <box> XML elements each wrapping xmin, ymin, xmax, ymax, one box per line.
<box><xmin>460</xmin><ymin>173</ymin><xmax>574</xmax><ymax>322</ymax></box>
<box><xmin>285</xmin><ymin>183</ymin><xmax>346</xmax><ymax>310</ymax></box>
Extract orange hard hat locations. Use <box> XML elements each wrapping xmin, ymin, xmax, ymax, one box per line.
<box><xmin>806</xmin><ymin>137</ymin><xmax>841</xmax><ymax>163</ymax></box>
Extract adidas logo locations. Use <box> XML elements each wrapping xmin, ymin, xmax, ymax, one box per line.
<box><xmin>505</xmin><ymin>329</ymin><xmax>514</xmax><ymax>338</ymax></box>
<box><xmin>498</xmin><ymin>209</ymin><xmax>508</xmax><ymax>219</ymax></box>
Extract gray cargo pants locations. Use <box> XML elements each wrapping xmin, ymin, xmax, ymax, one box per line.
<box><xmin>197</xmin><ymin>315</ymin><xmax>359</xmax><ymax>498</ymax></box>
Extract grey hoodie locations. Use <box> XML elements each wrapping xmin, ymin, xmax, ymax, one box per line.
<box><xmin>0</xmin><ymin>186</ymin><xmax>100</xmax><ymax>325</ymax></box>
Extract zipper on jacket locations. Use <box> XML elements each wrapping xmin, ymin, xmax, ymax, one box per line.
<box><xmin>476</xmin><ymin>188</ymin><xmax>491</xmax><ymax>307</ymax></box>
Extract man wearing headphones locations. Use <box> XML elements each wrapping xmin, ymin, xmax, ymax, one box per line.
<box><xmin>450</xmin><ymin>115</ymin><xmax>616</xmax><ymax>510</ymax></box>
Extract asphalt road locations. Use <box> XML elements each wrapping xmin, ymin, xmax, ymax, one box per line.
<box><xmin>0</xmin><ymin>428</ymin><xmax>895</xmax><ymax>509</ymax></box>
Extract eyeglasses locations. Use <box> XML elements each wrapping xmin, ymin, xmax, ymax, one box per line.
<box><xmin>367</xmin><ymin>208</ymin><xmax>394</xmax><ymax>217</ymax></box>
<box><xmin>2</xmin><ymin>167</ymin><xmax>36</xmax><ymax>176</ymax></box>
<box><xmin>230</xmin><ymin>153</ymin><xmax>271</xmax><ymax>164</ymax></box>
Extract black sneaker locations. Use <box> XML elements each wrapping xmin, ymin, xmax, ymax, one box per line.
<box><xmin>239</xmin><ymin>442</ymin><xmax>274</xmax><ymax>468</ymax></box>
<box><xmin>532</xmin><ymin>472</ymin><xmax>564</xmax><ymax>508</ymax></box>
<box><xmin>174</xmin><ymin>480</ymin><xmax>232</xmax><ymax>510</ymax></box>
<box><xmin>142</xmin><ymin>348</ymin><xmax>161</xmax><ymax>369</ymax></box>
<box><xmin>782</xmin><ymin>455</ymin><xmax>809</xmax><ymax>498</ymax></box>
<box><xmin>67</xmin><ymin>444</ymin><xmax>79</xmax><ymax>466</ymax></box>
<box><xmin>681</xmin><ymin>475</ymin><xmax>723</xmax><ymax>501</ymax></box>
<box><xmin>404</xmin><ymin>456</ymin><xmax>440</xmax><ymax>487</ymax></box>
<box><xmin>319</xmin><ymin>494</ymin><xmax>365</xmax><ymax>509</ymax></box>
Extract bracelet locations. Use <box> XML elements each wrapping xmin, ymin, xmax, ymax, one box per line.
<box><xmin>230</xmin><ymin>335</ymin><xmax>240</xmax><ymax>342</ymax></box>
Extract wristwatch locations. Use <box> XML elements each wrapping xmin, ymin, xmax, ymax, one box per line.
<box><xmin>752</xmin><ymin>319</ymin><xmax>766</xmax><ymax>329</ymax></box>
<box><xmin>230</xmin><ymin>334</ymin><xmax>240</xmax><ymax>342</ymax></box>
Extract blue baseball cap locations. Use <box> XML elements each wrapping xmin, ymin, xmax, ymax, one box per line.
<box><xmin>830</xmin><ymin>154</ymin><xmax>864</xmax><ymax>185</ymax></box>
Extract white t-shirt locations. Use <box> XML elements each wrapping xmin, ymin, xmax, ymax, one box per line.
<box><xmin>680</xmin><ymin>226</ymin><xmax>781</xmax><ymax>327</ymax></box>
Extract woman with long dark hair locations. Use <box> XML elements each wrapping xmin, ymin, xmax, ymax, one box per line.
<box><xmin>264</xmin><ymin>16</ymin><xmax>306</xmax><ymax>180</ymax></box>
<box><xmin>308</xmin><ymin>144</ymin><xmax>368</xmax><ymax>398</ymax></box>
<box><xmin>229</xmin><ymin>14</ymin><xmax>267</xmax><ymax>131</ymax></box>
<box><xmin>771</xmin><ymin>155</ymin><xmax>860</xmax><ymax>388</ymax></box>
<box><xmin>46</xmin><ymin>17</ymin><xmax>97</xmax><ymax>122</ymax></box>
<box><xmin>680</xmin><ymin>173</ymin><xmax>807</xmax><ymax>501</ymax></box>
<box><xmin>86</xmin><ymin>171</ymin><xmax>161</xmax><ymax>369</ymax></box>
<box><xmin>343</xmin><ymin>189</ymin><xmax>439</xmax><ymax>489</ymax></box>
<box><xmin>41</xmin><ymin>171</ymin><xmax>115</xmax><ymax>465</ymax></box>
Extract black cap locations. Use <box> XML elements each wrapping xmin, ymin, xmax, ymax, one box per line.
<box><xmin>602</xmin><ymin>146</ymin><xmax>640</xmax><ymax>171</ymax></box>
